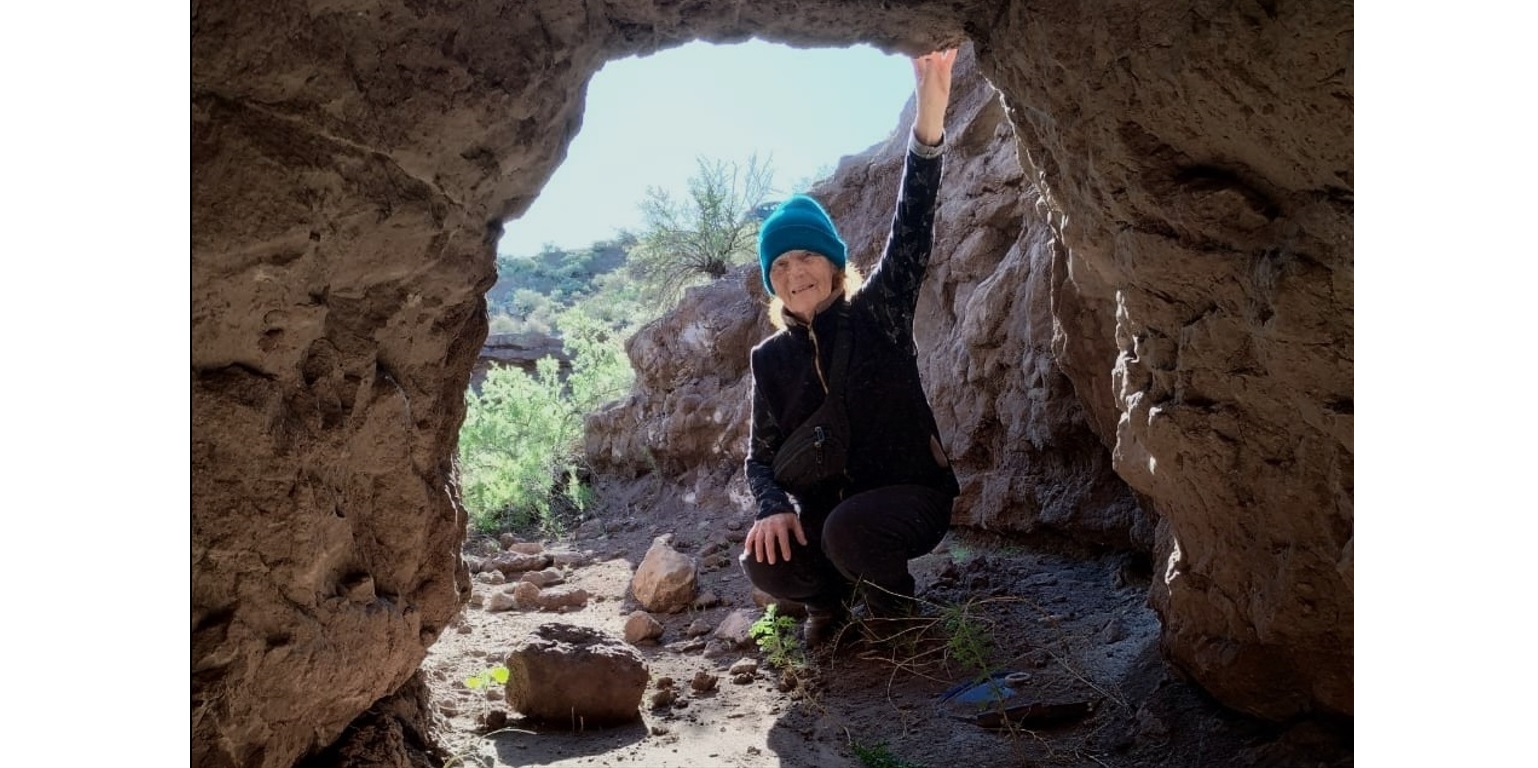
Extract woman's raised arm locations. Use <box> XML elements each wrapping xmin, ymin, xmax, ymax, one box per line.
<box><xmin>911</xmin><ymin>49</ymin><xmax>957</xmax><ymax>146</ymax></box>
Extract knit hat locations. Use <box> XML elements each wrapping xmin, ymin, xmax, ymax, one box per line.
<box><xmin>756</xmin><ymin>194</ymin><xmax>847</xmax><ymax>295</ymax></box>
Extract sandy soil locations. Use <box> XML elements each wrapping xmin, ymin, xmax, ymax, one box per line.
<box><xmin>421</xmin><ymin>475</ymin><xmax>1351</xmax><ymax>768</ymax></box>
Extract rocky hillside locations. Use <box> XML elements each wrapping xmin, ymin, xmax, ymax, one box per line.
<box><xmin>193</xmin><ymin>2</ymin><xmax>1351</xmax><ymax>766</ymax></box>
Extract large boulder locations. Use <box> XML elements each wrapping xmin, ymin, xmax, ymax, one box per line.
<box><xmin>505</xmin><ymin>624</ymin><xmax>649</xmax><ymax>727</ymax></box>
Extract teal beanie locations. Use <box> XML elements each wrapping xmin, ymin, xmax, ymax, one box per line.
<box><xmin>756</xmin><ymin>194</ymin><xmax>847</xmax><ymax>295</ymax></box>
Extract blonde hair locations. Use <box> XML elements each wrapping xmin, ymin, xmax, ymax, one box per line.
<box><xmin>767</xmin><ymin>262</ymin><xmax>866</xmax><ymax>330</ymax></box>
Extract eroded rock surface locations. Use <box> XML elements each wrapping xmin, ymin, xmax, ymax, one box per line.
<box><xmin>193</xmin><ymin>0</ymin><xmax>1350</xmax><ymax>763</ymax></box>
<box><xmin>584</xmin><ymin>269</ymin><xmax>770</xmax><ymax>476</ymax></box>
<box><xmin>977</xmin><ymin>1</ymin><xmax>1353</xmax><ymax>720</ymax></box>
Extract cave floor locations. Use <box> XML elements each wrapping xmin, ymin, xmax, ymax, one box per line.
<box><xmin>422</xmin><ymin>479</ymin><xmax>1351</xmax><ymax>768</ymax></box>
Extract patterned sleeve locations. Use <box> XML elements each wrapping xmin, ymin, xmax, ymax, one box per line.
<box><xmin>744</xmin><ymin>348</ymin><xmax>796</xmax><ymax>519</ymax></box>
<box><xmin>860</xmin><ymin>132</ymin><xmax>946</xmax><ymax>344</ymax></box>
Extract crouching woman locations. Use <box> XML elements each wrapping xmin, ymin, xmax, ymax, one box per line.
<box><xmin>739</xmin><ymin>49</ymin><xmax>959</xmax><ymax>647</ymax></box>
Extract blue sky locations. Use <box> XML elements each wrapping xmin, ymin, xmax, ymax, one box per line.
<box><xmin>497</xmin><ymin>40</ymin><xmax>917</xmax><ymax>256</ymax></box>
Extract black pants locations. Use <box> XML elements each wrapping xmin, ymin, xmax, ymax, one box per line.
<box><xmin>740</xmin><ymin>484</ymin><xmax>954</xmax><ymax>617</ymax></box>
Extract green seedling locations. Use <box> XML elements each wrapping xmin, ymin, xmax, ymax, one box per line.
<box><xmin>748</xmin><ymin>604</ymin><xmax>806</xmax><ymax>670</ymax></box>
<box><xmin>463</xmin><ymin>665</ymin><xmax>510</xmax><ymax>689</ymax></box>
<box><xmin>851</xmin><ymin>739</ymin><xmax>925</xmax><ymax>768</ymax></box>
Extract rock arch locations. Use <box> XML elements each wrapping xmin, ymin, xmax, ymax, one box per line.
<box><xmin>193</xmin><ymin>2</ymin><xmax>1350</xmax><ymax>765</ymax></box>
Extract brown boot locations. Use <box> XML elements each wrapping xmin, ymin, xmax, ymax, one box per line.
<box><xmin>803</xmin><ymin>605</ymin><xmax>850</xmax><ymax>649</ymax></box>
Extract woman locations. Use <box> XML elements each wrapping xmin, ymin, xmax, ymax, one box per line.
<box><xmin>741</xmin><ymin>49</ymin><xmax>959</xmax><ymax>648</ymax></box>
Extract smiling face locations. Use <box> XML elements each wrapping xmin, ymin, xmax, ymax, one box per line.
<box><xmin>769</xmin><ymin>249</ymin><xmax>839</xmax><ymax>320</ymax></box>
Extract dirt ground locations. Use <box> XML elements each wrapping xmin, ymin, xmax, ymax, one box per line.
<box><xmin>421</xmin><ymin>472</ymin><xmax>1352</xmax><ymax>768</ymax></box>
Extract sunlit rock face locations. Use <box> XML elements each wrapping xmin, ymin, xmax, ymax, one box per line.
<box><xmin>583</xmin><ymin>267</ymin><xmax>769</xmax><ymax>480</ymax></box>
<box><xmin>193</xmin><ymin>0</ymin><xmax>1349</xmax><ymax>764</ymax></box>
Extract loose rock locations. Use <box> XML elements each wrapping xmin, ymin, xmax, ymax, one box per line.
<box><xmin>690</xmin><ymin>670</ymin><xmax>718</xmax><ymax>693</ymax></box>
<box><xmin>712</xmin><ymin>609</ymin><xmax>758</xmax><ymax>648</ymax></box>
<box><xmin>486</xmin><ymin>591</ymin><xmax>518</xmax><ymax>612</ymax></box>
<box><xmin>551</xmin><ymin>550</ymin><xmax>593</xmax><ymax>568</ymax></box>
<box><xmin>624</xmin><ymin>611</ymin><xmax>664</xmax><ymax>644</ymax></box>
<box><xmin>702</xmin><ymin>639</ymin><xmax>736</xmax><ymax>659</ymax></box>
<box><xmin>511</xmin><ymin>581</ymin><xmax>542</xmax><ymax>610</ymax></box>
<box><xmin>505</xmin><ymin>623</ymin><xmax>648</xmax><ymax>727</ymax></box>
<box><xmin>520</xmin><ymin>568</ymin><xmax>565</xmax><ymax>588</ymax></box>
<box><xmin>536</xmin><ymin>586</ymin><xmax>590</xmax><ymax>611</ymax></box>
<box><xmin>631</xmin><ymin>536</ymin><xmax>698</xmax><ymax>613</ymax></box>
<box><xmin>487</xmin><ymin>552</ymin><xmax>551</xmax><ymax>575</ymax></box>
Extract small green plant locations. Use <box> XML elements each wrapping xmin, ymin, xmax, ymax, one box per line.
<box><xmin>463</xmin><ymin>665</ymin><xmax>509</xmax><ymax>690</ymax></box>
<box><xmin>749</xmin><ymin>604</ymin><xmax>805</xmax><ymax>670</ymax></box>
<box><xmin>947</xmin><ymin>542</ymin><xmax>975</xmax><ymax>565</ymax></box>
<box><xmin>850</xmin><ymin>740</ymin><xmax>925</xmax><ymax>768</ymax></box>
<box><xmin>940</xmin><ymin>601</ymin><xmax>995</xmax><ymax>678</ymax></box>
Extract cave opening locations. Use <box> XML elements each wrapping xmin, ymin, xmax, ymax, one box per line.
<box><xmin>460</xmin><ymin>38</ymin><xmax>938</xmax><ymax>534</ymax></box>
<box><xmin>495</xmin><ymin>39</ymin><xmax>917</xmax><ymax>259</ymax></box>
<box><xmin>192</xmin><ymin>4</ymin><xmax>1354</xmax><ymax>763</ymax></box>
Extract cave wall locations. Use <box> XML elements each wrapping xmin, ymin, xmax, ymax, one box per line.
<box><xmin>192</xmin><ymin>1</ymin><xmax>1349</xmax><ymax>764</ymax></box>
<box><xmin>971</xmin><ymin>0</ymin><xmax>1354</xmax><ymax>720</ymax></box>
<box><xmin>192</xmin><ymin>3</ymin><xmax>971</xmax><ymax>766</ymax></box>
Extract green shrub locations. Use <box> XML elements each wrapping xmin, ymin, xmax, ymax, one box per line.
<box><xmin>486</xmin><ymin>312</ymin><xmax>522</xmax><ymax>335</ymax></box>
<box><xmin>627</xmin><ymin>154</ymin><xmax>773</xmax><ymax>307</ymax></box>
<box><xmin>457</xmin><ymin>359</ymin><xmax>575</xmax><ymax>532</ymax></box>
<box><xmin>559</xmin><ymin>307</ymin><xmax>635</xmax><ymax>411</ymax></box>
<box><xmin>456</xmin><ymin>303</ymin><xmax>636</xmax><ymax>534</ymax></box>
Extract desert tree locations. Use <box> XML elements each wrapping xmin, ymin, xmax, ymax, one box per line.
<box><xmin>627</xmin><ymin>154</ymin><xmax>774</xmax><ymax>306</ymax></box>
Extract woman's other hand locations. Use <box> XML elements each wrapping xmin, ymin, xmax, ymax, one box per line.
<box><xmin>744</xmin><ymin>511</ymin><xmax>808</xmax><ymax>565</ymax></box>
<box><xmin>912</xmin><ymin>48</ymin><xmax>958</xmax><ymax>146</ymax></box>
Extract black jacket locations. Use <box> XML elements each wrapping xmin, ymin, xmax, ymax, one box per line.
<box><xmin>745</xmin><ymin>143</ymin><xmax>960</xmax><ymax>519</ymax></box>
